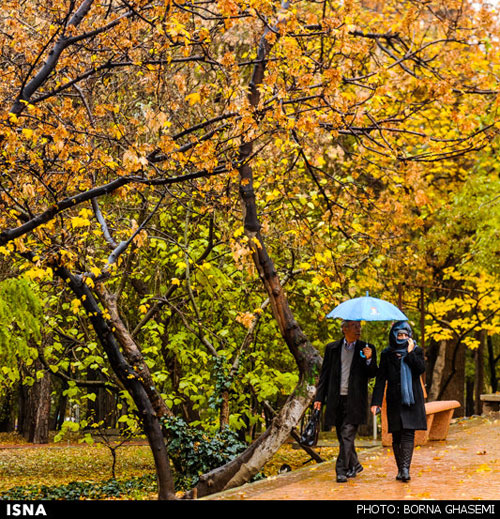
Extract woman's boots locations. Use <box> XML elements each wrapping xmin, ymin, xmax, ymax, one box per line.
<box><xmin>393</xmin><ymin>438</ymin><xmax>414</xmax><ymax>482</ymax></box>
<box><xmin>392</xmin><ymin>443</ymin><xmax>403</xmax><ymax>480</ymax></box>
<box><xmin>399</xmin><ymin>440</ymin><xmax>414</xmax><ymax>482</ymax></box>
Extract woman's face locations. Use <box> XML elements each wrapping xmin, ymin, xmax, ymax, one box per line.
<box><xmin>390</xmin><ymin>322</ymin><xmax>412</xmax><ymax>348</ymax></box>
<box><xmin>397</xmin><ymin>331</ymin><xmax>409</xmax><ymax>341</ymax></box>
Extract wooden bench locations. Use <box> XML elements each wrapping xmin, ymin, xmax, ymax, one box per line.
<box><xmin>480</xmin><ymin>393</ymin><xmax>500</xmax><ymax>413</ymax></box>
<box><xmin>381</xmin><ymin>398</ymin><xmax>460</xmax><ymax>447</ymax></box>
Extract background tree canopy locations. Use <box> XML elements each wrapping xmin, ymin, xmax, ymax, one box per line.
<box><xmin>0</xmin><ymin>0</ymin><xmax>499</xmax><ymax>499</ymax></box>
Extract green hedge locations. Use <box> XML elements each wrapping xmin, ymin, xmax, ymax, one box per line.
<box><xmin>0</xmin><ymin>474</ymin><xmax>157</xmax><ymax>500</ymax></box>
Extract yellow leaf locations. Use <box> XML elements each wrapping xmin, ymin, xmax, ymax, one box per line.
<box><xmin>71</xmin><ymin>298</ymin><xmax>82</xmax><ymax>314</ymax></box>
<box><xmin>185</xmin><ymin>92</ymin><xmax>201</xmax><ymax>105</ymax></box>
<box><xmin>90</xmin><ymin>266</ymin><xmax>101</xmax><ymax>277</ymax></box>
<box><xmin>233</xmin><ymin>226</ymin><xmax>244</xmax><ymax>238</ymax></box>
<box><xmin>70</xmin><ymin>216</ymin><xmax>90</xmax><ymax>228</ymax></box>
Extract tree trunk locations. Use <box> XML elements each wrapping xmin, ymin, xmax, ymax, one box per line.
<box><xmin>0</xmin><ymin>387</ymin><xmax>16</xmax><ymax>432</ymax></box>
<box><xmin>474</xmin><ymin>330</ymin><xmax>485</xmax><ymax>415</ymax></box>
<box><xmin>54</xmin><ymin>265</ymin><xmax>176</xmax><ymax>500</ymax></box>
<box><xmin>17</xmin><ymin>383</ymin><xmax>29</xmax><ymax>438</ymax></box>
<box><xmin>487</xmin><ymin>335</ymin><xmax>498</xmax><ymax>393</ymax></box>
<box><xmin>51</xmin><ymin>380</ymin><xmax>68</xmax><ymax>430</ymax></box>
<box><xmin>18</xmin><ymin>359</ymin><xmax>51</xmax><ymax>443</ymax></box>
<box><xmin>465</xmin><ymin>376</ymin><xmax>474</xmax><ymax>416</ymax></box>
<box><xmin>428</xmin><ymin>340</ymin><xmax>447</xmax><ymax>401</ymax></box>
<box><xmin>28</xmin><ymin>359</ymin><xmax>51</xmax><ymax>444</ymax></box>
<box><xmin>220</xmin><ymin>390</ymin><xmax>230</xmax><ymax>429</ymax></box>
<box><xmin>86</xmin><ymin>369</ymin><xmax>118</xmax><ymax>427</ymax></box>
<box><xmin>438</xmin><ymin>338</ymin><xmax>465</xmax><ymax>416</ymax></box>
<box><xmin>162</xmin><ymin>347</ymin><xmax>200</xmax><ymax>422</ymax></box>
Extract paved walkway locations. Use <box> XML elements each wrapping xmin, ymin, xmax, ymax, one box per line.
<box><xmin>205</xmin><ymin>414</ymin><xmax>500</xmax><ymax>500</ymax></box>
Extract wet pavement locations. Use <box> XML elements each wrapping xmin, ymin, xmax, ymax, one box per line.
<box><xmin>205</xmin><ymin>414</ymin><xmax>500</xmax><ymax>501</ymax></box>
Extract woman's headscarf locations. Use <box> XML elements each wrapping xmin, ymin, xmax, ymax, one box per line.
<box><xmin>389</xmin><ymin>321</ymin><xmax>415</xmax><ymax>406</ymax></box>
<box><xmin>389</xmin><ymin>320</ymin><xmax>413</xmax><ymax>350</ymax></box>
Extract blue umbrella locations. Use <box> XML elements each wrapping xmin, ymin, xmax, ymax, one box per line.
<box><xmin>326</xmin><ymin>292</ymin><xmax>408</xmax><ymax>321</ymax></box>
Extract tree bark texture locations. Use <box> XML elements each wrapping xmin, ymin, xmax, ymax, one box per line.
<box><xmin>54</xmin><ymin>265</ymin><xmax>176</xmax><ymax>500</ymax></box>
<box><xmin>18</xmin><ymin>359</ymin><xmax>51</xmax><ymax>443</ymax></box>
<box><xmin>28</xmin><ymin>359</ymin><xmax>51</xmax><ymax>444</ymax></box>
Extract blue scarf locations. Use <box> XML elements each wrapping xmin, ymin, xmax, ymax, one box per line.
<box><xmin>393</xmin><ymin>348</ymin><xmax>414</xmax><ymax>406</ymax></box>
<box><xmin>389</xmin><ymin>321</ymin><xmax>415</xmax><ymax>406</ymax></box>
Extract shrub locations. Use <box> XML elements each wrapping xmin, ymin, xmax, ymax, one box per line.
<box><xmin>162</xmin><ymin>417</ymin><xmax>247</xmax><ymax>489</ymax></box>
<box><xmin>0</xmin><ymin>474</ymin><xmax>157</xmax><ymax>500</ymax></box>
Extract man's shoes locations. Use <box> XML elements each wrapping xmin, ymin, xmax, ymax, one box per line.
<box><xmin>336</xmin><ymin>475</ymin><xmax>348</xmax><ymax>483</ymax></box>
<box><xmin>346</xmin><ymin>464</ymin><xmax>363</xmax><ymax>478</ymax></box>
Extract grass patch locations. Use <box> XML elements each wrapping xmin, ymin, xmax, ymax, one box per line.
<box><xmin>0</xmin><ymin>433</ymin><xmax>338</xmax><ymax>499</ymax></box>
<box><xmin>0</xmin><ymin>433</ymin><xmax>157</xmax><ymax>498</ymax></box>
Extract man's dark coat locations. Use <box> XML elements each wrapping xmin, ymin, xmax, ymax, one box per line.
<box><xmin>371</xmin><ymin>346</ymin><xmax>427</xmax><ymax>432</ymax></box>
<box><xmin>315</xmin><ymin>339</ymin><xmax>378</xmax><ymax>428</ymax></box>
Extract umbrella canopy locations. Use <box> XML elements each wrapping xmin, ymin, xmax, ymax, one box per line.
<box><xmin>326</xmin><ymin>293</ymin><xmax>408</xmax><ymax>321</ymax></box>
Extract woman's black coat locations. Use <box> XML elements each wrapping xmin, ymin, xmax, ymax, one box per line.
<box><xmin>315</xmin><ymin>339</ymin><xmax>378</xmax><ymax>428</ymax></box>
<box><xmin>371</xmin><ymin>346</ymin><xmax>427</xmax><ymax>432</ymax></box>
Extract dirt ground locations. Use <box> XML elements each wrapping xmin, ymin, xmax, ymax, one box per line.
<box><xmin>204</xmin><ymin>413</ymin><xmax>500</xmax><ymax>501</ymax></box>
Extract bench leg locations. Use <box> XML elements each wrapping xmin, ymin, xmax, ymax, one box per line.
<box><xmin>381</xmin><ymin>400</ymin><xmax>391</xmax><ymax>447</ymax></box>
<box><xmin>428</xmin><ymin>409</ymin><xmax>455</xmax><ymax>440</ymax></box>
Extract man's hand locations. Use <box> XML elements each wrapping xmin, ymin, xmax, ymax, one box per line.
<box><xmin>313</xmin><ymin>401</ymin><xmax>321</xmax><ymax>411</ymax></box>
<box><xmin>362</xmin><ymin>346</ymin><xmax>372</xmax><ymax>360</ymax></box>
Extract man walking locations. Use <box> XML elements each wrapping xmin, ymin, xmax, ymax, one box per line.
<box><xmin>314</xmin><ymin>320</ymin><xmax>377</xmax><ymax>482</ymax></box>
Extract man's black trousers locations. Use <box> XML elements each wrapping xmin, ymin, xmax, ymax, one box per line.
<box><xmin>334</xmin><ymin>395</ymin><xmax>360</xmax><ymax>476</ymax></box>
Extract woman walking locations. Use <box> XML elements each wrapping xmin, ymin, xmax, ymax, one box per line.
<box><xmin>371</xmin><ymin>321</ymin><xmax>426</xmax><ymax>482</ymax></box>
